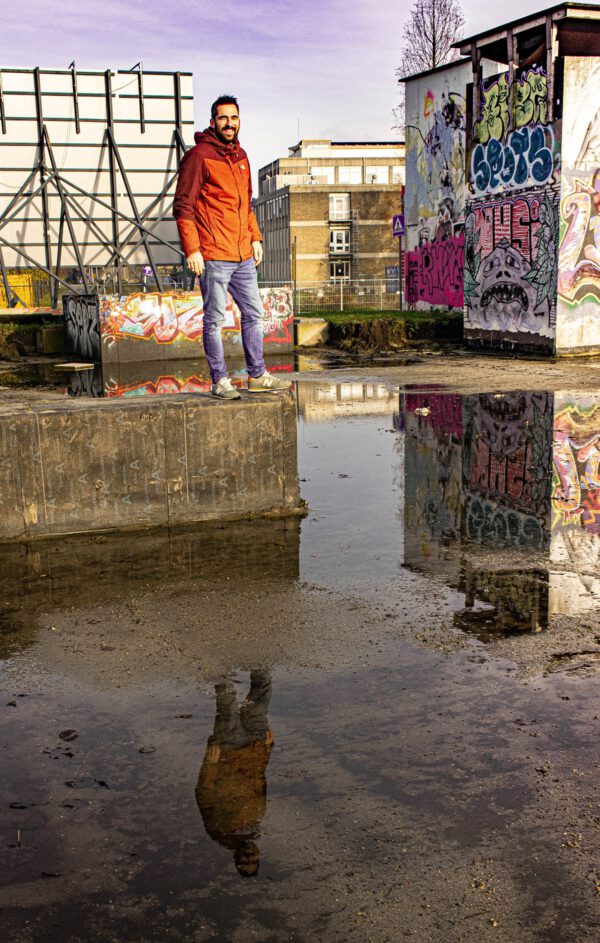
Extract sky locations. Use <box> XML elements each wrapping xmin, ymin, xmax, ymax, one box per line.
<box><xmin>3</xmin><ymin>0</ymin><xmax>599</xmax><ymax>179</ymax></box>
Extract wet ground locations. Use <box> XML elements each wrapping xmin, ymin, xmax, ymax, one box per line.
<box><xmin>3</xmin><ymin>362</ymin><xmax>600</xmax><ymax>941</ymax></box>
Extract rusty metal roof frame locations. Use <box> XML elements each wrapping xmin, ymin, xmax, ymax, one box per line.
<box><xmin>453</xmin><ymin>2</ymin><xmax>600</xmax><ymax>54</ymax></box>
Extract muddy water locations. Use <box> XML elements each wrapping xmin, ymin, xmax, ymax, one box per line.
<box><xmin>2</xmin><ymin>381</ymin><xmax>600</xmax><ymax>942</ymax></box>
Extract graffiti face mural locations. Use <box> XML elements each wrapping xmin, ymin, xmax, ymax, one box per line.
<box><xmin>465</xmin><ymin>193</ymin><xmax>560</xmax><ymax>339</ymax></box>
<box><xmin>477</xmin><ymin>240</ymin><xmax>538</xmax><ymax>332</ymax></box>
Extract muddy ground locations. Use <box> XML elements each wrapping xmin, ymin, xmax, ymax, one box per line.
<box><xmin>2</xmin><ymin>352</ymin><xmax>600</xmax><ymax>942</ymax></box>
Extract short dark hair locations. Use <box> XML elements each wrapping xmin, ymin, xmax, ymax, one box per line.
<box><xmin>211</xmin><ymin>95</ymin><xmax>239</xmax><ymax>121</ymax></box>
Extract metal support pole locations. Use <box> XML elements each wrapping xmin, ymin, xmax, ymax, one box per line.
<box><xmin>106</xmin><ymin>129</ymin><xmax>164</xmax><ymax>291</ymax></box>
<box><xmin>104</xmin><ymin>70</ymin><xmax>122</xmax><ymax>294</ymax></box>
<box><xmin>44</xmin><ymin>128</ymin><xmax>91</xmax><ymax>292</ymax></box>
<box><xmin>0</xmin><ymin>232</ymin><xmax>79</xmax><ymax>293</ymax></box>
<box><xmin>0</xmin><ymin>72</ymin><xmax>6</xmax><ymax>135</ymax></box>
<box><xmin>33</xmin><ymin>68</ymin><xmax>54</xmax><ymax>304</ymax></box>
<box><xmin>399</xmin><ymin>236</ymin><xmax>403</xmax><ymax>312</ymax></box>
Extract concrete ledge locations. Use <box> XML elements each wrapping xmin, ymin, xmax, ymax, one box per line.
<box><xmin>0</xmin><ymin>392</ymin><xmax>301</xmax><ymax>540</ymax></box>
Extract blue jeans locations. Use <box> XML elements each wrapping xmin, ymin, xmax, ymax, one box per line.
<box><xmin>200</xmin><ymin>258</ymin><xmax>266</xmax><ymax>383</ymax></box>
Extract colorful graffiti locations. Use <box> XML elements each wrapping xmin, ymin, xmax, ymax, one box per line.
<box><xmin>558</xmin><ymin>171</ymin><xmax>600</xmax><ymax>304</ymax></box>
<box><xmin>404</xmin><ymin>64</ymin><xmax>470</xmax><ymax>310</ymax></box>
<box><xmin>471</xmin><ymin>125</ymin><xmax>556</xmax><ymax>197</ymax></box>
<box><xmin>553</xmin><ymin>401</ymin><xmax>600</xmax><ymax>532</ymax></box>
<box><xmin>475</xmin><ymin>68</ymin><xmax>548</xmax><ymax>145</ymax></box>
<box><xmin>99</xmin><ymin>287</ymin><xmax>294</xmax><ymax>347</ymax></box>
<box><xmin>406</xmin><ymin>234</ymin><xmax>464</xmax><ymax>307</ymax></box>
<box><xmin>464</xmin><ymin>191</ymin><xmax>559</xmax><ymax>337</ymax></box>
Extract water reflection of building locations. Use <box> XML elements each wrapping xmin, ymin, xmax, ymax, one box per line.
<box><xmin>404</xmin><ymin>390</ymin><xmax>600</xmax><ymax>635</ymax></box>
<box><xmin>196</xmin><ymin>671</ymin><xmax>273</xmax><ymax>877</ymax></box>
<box><xmin>297</xmin><ymin>382</ymin><xmax>399</xmax><ymax>421</ymax></box>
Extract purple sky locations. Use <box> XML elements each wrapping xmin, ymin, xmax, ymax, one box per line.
<box><xmin>4</xmin><ymin>0</ymin><xmax>598</xmax><ymax>180</ymax></box>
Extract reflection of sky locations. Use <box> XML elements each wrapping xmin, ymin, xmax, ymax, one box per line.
<box><xmin>5</xmin><ymin>0</ymin><xmax>593</xmax><ymax>184</ymax></box>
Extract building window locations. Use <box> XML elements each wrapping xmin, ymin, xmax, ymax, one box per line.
<box><xmin>338</xmin><ymin>166</ymin><xmax>362</xmax><ymax>185</ymax></box>
<box><xmin>392</xmin><ymin>165</ymin><xmax>404</xmax><ymax>185</ymax></box>
<box><xmin>329</xmin><ymin>229</ymin><xmax>351</xmax><ymax>254</ymax></box>
<box><xmin>310</xmin><ymin>165</ymin><xmax>335</xmax><ymax>184</ymax></box>
<box><xmin>329</xmin><ymin>193</ymin><xmax>350</xmax><ymax>220</ymax></box>
<box><xmin>365</xmin><ymin>166</ymin><xmax>389</xmax><ymax>185</ymax></box>
<box><xmin>330</xmin><ymin>260</ymin><xmax>351</xmax><ymax>281</ymax></box>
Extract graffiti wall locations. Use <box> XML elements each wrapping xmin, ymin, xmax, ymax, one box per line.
<box><xmin>64</xmin><ymin>287</ymin><xmax>294</xmax><ymax>364</ymax></box>
<box><xmin>404</xmin><ymin>61</ymin><xmax>470</xmax><ymax>309</ymax></box>
<box><xmin>63</xmin><ymin>293</ymin><xmax>101</xmax><ymax>360</ymax></box>
<box><xmin>464</xmin><ymin>66</ymin><xmax>561</xmax><ymax>350</ymax></box>
<box><xmin>556</xmin><ymin>58</ymin><xmax>600</xmax><ymax>352</ymax></box>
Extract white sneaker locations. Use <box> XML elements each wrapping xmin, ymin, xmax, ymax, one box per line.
<box><xmin>247</xmin><ymin>371</ymin><xmax>292</xmax><ymax>393</ymax></box>
<box><xmin>211</xmin><ymin>377</ymin><xmax>241</xmax><ymax>399</ymax></box>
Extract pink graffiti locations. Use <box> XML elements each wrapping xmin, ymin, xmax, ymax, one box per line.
<box><xmin>406</xmin><ymin>234</ymin><xmax>464</xmax><ymax>308</ymax></box>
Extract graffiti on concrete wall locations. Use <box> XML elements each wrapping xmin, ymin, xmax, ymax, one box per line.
<box><xmin>553</xmin><ymin>399</ymin><xmax>600</xmax><ymax>533</ymax></box>
<box><xmin>100</xmin><ymin>287</ymin><xmax>294</xmax><ymax>348</ymax></box>
<box><xmin>406</xmin><ymin>234</ymin><xmax>464</xmax><ymax>307</ymax></box>
<box><xmin>471</xmin><ymin>124</ymin><xmax>556</xmax><ymax>197</ymax></box>
<box><xmin>555</xmin><ymin>58</ymin><xmax>600</xmax><ymax>351</ymax></box>
<box><xmin>475</xmin><ymin>67</ymin><xmax>549</xmax><ymax>144</ymax></box>
<box><xmin>63</xmin><ymin>293</ymin><xmax>100</xmax><ymax>359</ymax></box>
<box><xmin>464</xmin><ymin>191</ymin><xmax>559</xmax><ymax>338</ymax></box>
<box><xmin>463</xmin><ymin>393</ymin><xmax>553</xmax><ymax>536</ymax></box>
<box><xmin>558</xmin><ymin>170</ymin><xmax>600</xmax><ymax>305</ymax></box>
<box><xmin>404</xmin><ymin>64</ymin><xmax>470</xmax><ymax>310</ymax></box>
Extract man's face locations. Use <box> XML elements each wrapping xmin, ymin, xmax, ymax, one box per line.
<box><xmin>211</xmin><ymin>104</ymin><xmax>240</xmax><ymax>144</ymax></box>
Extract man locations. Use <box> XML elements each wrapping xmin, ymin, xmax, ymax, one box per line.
<box><xmin>173</xmin><ymin>95</ymin><xmax>291</xmax><ymax>399</ymax></box>
<box><xmin>196</xmin><ymin>671</ymin><xmax>274</xmax><ymax>876</ymax></box>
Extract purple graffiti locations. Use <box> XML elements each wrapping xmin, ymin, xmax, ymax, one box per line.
<box><xmin>406</xmin><ymin>234</ymin><xmax>465</xmax><ymax>308</ymax></box>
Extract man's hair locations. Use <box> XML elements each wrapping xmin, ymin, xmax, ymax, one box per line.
<box><xmin>211</xmin><ymin>95</ymin><xmax>239</xmax><ymax>121</ymax></box>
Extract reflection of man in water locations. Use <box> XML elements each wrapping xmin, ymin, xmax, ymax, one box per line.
<box><xmin>196</xmin><ymin>670</ymin><xmax>273</xmax><ymax>877</ymax></box>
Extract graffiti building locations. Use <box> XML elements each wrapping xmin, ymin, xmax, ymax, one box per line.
<box><xmin>404</xmin><ymin>3</ymin><xmax>600</xmax><ymax>355</ymax></box>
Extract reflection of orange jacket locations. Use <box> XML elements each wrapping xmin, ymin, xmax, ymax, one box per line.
<box><xmin>196</xmin><ymin>736</ymin><xmax>273</xmax><ymax>844</ymax></box>
<box><xmin>173</xmin><ymin>127</ymin><xmax>262</xmax><ymax>262</ymax></box>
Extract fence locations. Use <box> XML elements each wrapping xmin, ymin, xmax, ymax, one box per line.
<box><xmin>260</xmin><ymin>278</ymin><xmax>404</xmax><ymax>315</ymax></box>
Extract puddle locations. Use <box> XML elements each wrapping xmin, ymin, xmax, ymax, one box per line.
<box><xmin>2</xmin><ymin>381</ymin><xmax>600</xmax><ymax>941</ymax></box>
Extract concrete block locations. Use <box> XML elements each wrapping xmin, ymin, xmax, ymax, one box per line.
<box><xmin>0</xmin><ymin>393</ymin><xmax>301</xmax><ymax>540</ymax></box>
<box><xmin>36</xmin><ymin>323</ymin><xmax>66</xmax><ymax>354</ymax></box>
<box><xmin>295</xmin><ymin>317</ymin><xmax>330</xmax><ymax>347</ymax></box>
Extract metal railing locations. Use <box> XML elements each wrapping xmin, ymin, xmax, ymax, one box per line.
<box><xmin>260</xmin><ymin>278</ymin><xmax>403</xmax><ymax>314</ymax></box>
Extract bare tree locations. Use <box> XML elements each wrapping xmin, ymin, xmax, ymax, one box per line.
<box><xmin>393</xmin><ymin>0</ymin><xmax>465</xmax><ymax>133</ymax></box>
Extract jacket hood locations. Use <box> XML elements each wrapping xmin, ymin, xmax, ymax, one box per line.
<box><xmin>194</xmin><ymin>126</ymin><xmax>240</xmax><ymax>156</ymax></box>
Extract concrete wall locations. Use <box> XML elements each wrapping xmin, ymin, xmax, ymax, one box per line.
<box><xmin>0</xmin><ymin>394</ymin><xmax>300</xmax><ymax>540</ymax></box>
<box><xmin>404</xmin><ymin>61</ymin><xmax>471</xmax><ymax>310</ymax></box>
<box><xmin>464</xmin><ymin>65</ymin><xmax>561</xmax><ymax>352</ymax></box>
<box><xmin>556</xmin><ymin>57</ymin><xmax>600</xmax><ymax>353</ymax></box>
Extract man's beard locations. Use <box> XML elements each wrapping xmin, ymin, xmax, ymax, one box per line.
<box><xmin>215</xmin><ymin>126</ymin><xmax>238</xmax><ymax>145</ymax></box>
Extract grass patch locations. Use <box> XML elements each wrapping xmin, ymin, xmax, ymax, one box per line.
<box><xmin>0</xmin><ymin>323</ymin><xmax>20</xmax><ymax>358</ymax></box>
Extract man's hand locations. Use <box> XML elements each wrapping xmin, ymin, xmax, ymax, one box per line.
<box><xmin>252</xmin><ymin>241</ymin><xmax>263</xmax><ymax>267</ymax></box>
<box><xmin>186</xmin><ymin>250</ymin><xmax>205</xmax><ymax>276</ymax></box>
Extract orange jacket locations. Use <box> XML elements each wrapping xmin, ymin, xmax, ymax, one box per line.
<box><xmin>173</xmin><ymin>127</ymin><xmax>262</xmax><ymax>262</ymax></box>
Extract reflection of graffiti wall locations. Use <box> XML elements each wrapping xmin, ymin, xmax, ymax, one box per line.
<box><xmin>556</xmin><ymin>59</ymin><xmax>600</xmax><ymax>352</ymax></box>
<box><xmin>64</xmin><ymin>287</ymin><xmax>294</xmax><ymax>364</ymax></box>
<box><xmin>465</xmin><ymin>66</ymin><xmax>561</xmax><ymax>351</ymax></box>
<box><xmin>63</xmin><ymin>293</ymin><xmax>100</xmax><ymax>360</ymax></box>
<box><xmin>462</xmin><ymin>393</ymin><xmax>553</xmax><ymax>543</ymax></box>
<box><xmin>553</xmin><ymin>395</ymin><xmax>600</xmax><ymax>534</ymax></box>
<box><xmin>404</xmin><ymin>61</ymin><xmax>470</xmax><ymax>309</ymax></box>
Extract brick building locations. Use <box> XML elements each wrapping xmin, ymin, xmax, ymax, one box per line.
<box><xmin>253</xmin><ymin>140</ymin><xmax>404</xmax><ymax>284</ymax></box>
